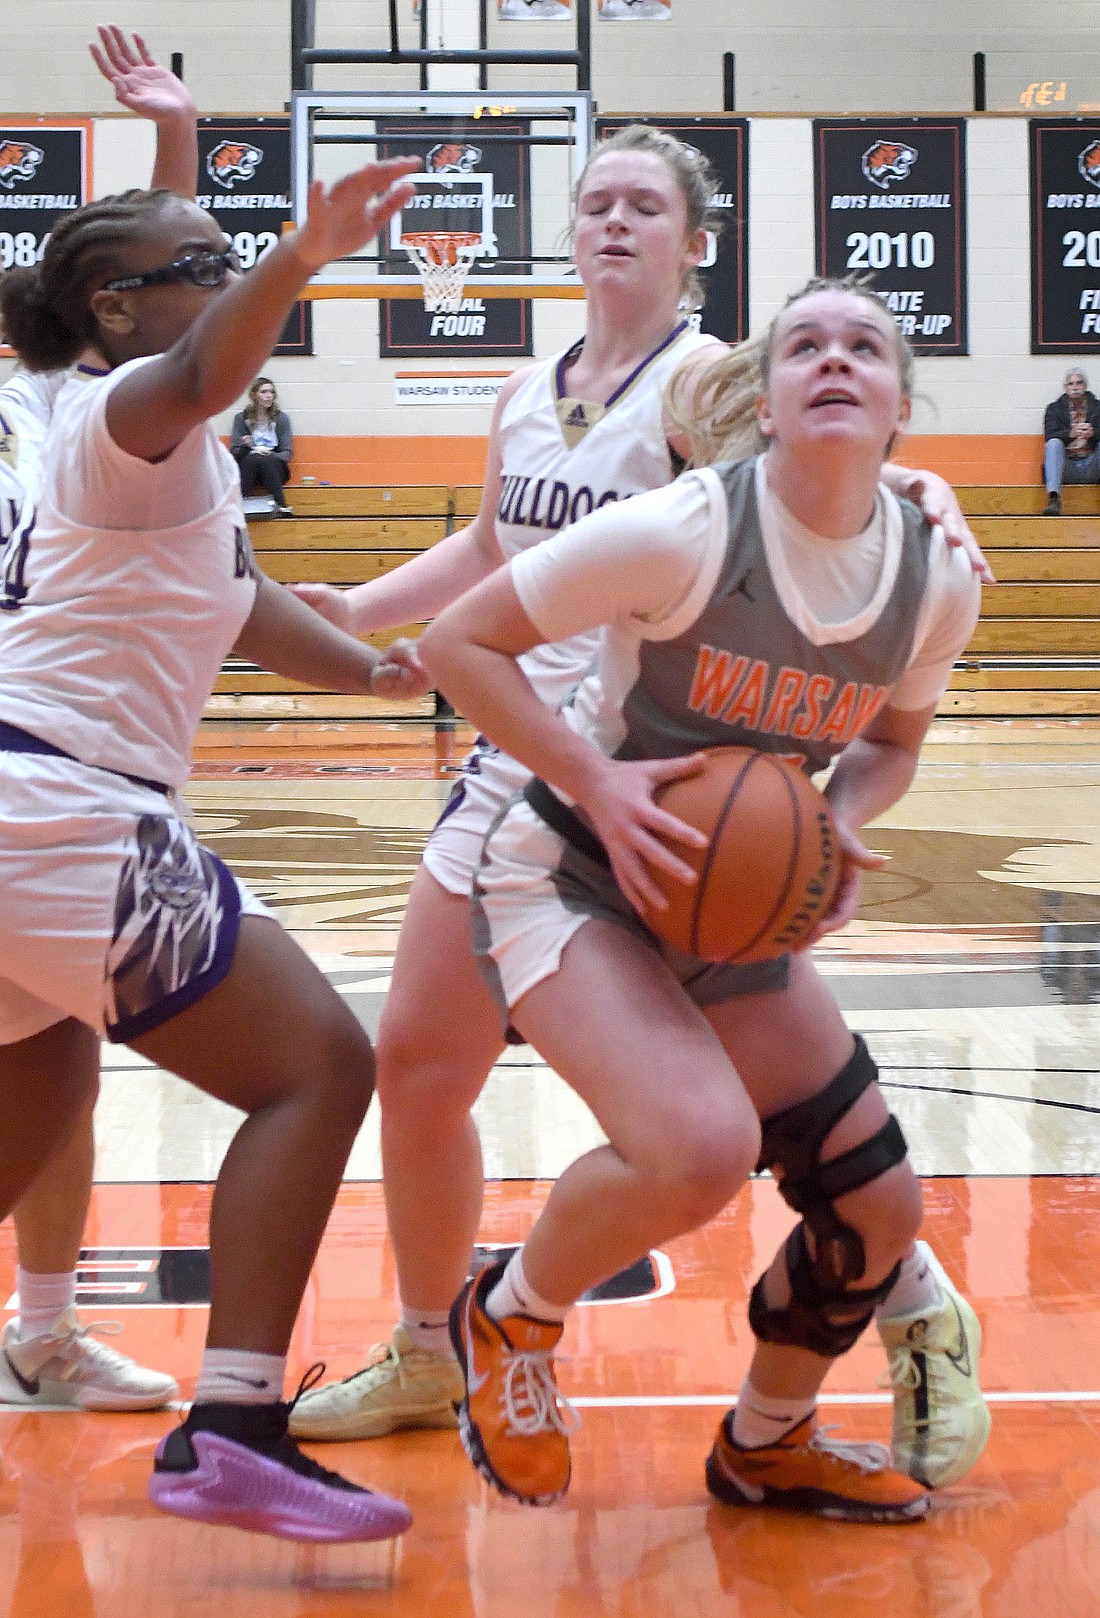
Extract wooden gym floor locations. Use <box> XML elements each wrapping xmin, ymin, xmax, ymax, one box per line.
<box><xmin>2</xmin><ymin>714</ymin><xmax>1100</xmax><ymax>1617</ymax></box>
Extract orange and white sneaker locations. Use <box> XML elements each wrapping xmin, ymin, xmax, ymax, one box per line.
<box><xmin>705</xmin><ymin>1412</ymin><xmax>930</xmax><ymax>1524</ymax></box>
<box><xmin>448</xmin><ymin>1261</ymin><xmax>577</xmax><ymax>1506</ymax></box>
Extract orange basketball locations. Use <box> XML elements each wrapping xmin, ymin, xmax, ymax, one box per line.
<box><xmin>636</xmin><ymin>747</ymin><xmax>840</xmax><ymax>963</ymax></box>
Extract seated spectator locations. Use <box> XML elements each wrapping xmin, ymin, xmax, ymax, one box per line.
<box><xmin>231</xmin><ymin>377</ymin><xmax>293</xmax><ymax>513</ymax></box>
<box><xmin>1043</xmin><ymin>367</ymin><xmax>1100</xmax><ymax>514</ymax></box>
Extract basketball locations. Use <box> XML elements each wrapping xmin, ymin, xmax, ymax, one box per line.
<box><xmin>635</xmin><ymin>747</ymin><xmax>840</xmax><ymax>963</ymax></box>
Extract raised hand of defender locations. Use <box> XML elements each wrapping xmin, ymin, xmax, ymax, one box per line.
<box><xmin>292</xmin><ymin>162</ymin><xmax>421</xmax><ymax>273</ymax></box>
<box><xmin>90</xmin><ymin>25</ymin><xmax>196</xmax><ymax>124</ymax></box>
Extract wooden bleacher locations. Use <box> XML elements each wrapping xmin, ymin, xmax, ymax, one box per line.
<box><xmin>206</xmin><ymin>480</ymin><xmax>1100</xmax><ymax>724</ymax></box>
<box><xmin>945</xmin><ymin>487</ymin><xmax>1100</xmax><ymax>717</ymax></box>
<box><xmin>207</xmin><ymin>485</ymin><xmax>450</xmax><ymax>723</ymax></box>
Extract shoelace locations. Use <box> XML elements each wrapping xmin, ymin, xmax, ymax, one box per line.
<box><xmin>500</xmin><ymin>1350</ymin><xmax>580</xmax><ymax>1438</ymax></box>
<box><xmin>51</xmin><ymin>1320</ymin><xmax>136</xmax><ymax>1377</ymax></box>
<box><xmin>277</xmin><ymin>1364</ymin><xmax>371</xmax><ymax>1490</ymax></box>
<box><xmin>881</xmin><ymin>1350</ymin><xmax>923</xmax><ymax>1393</ymax></box>
<box><xmin>807</xmin><ymin>1425</ymin><xmax>892</xmax><ymax>1473</ymax></box>
<box><xmin>334</xmin><ymin>1341</ymin><xmax>397</xmax><ymax>1388</ymax></box>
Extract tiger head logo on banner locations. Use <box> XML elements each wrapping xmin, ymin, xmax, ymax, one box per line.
<box><xmin>206</xmin><ymin>140</ymin><xmax>264</xmax><ymax>191</ymax></box>
<box><xmin>0</xmin><ymin>139</ymin><xmax>45</xmax><ymax>191</ymax></box>
<box><xmin>861</xmin><ymin>140</ymin><xmax>918</xmax><ymax>190</ymax></box>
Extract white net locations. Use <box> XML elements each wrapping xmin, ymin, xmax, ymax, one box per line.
<box><xmin>401</xmin><ymin>233</ymin><xmax>483</xmax><ymax>313</ymax></box>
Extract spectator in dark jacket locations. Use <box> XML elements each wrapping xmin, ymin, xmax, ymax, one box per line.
<box><xmin>1043</xmin><ymin>368</ymin><xmax>1100</xmax><ymax>514</ymax></box>
<box><xmin>231</xmin><ymin>377</ymin><xmax>293</xmax><ymax>513</ymax></box>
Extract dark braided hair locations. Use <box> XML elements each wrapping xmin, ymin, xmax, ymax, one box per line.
<box><xmin>0</xmin><ymin>188</ymin><xmax>177</xmax><ymax>372</ymax></box>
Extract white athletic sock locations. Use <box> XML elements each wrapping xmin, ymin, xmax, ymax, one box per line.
<box><xmin>399</xmin><ymin>1305</ymin><xmax>455</xmax><ymax>1357</ymax></box>
<box><xmin>731</xmin><ymin>1377</ymin><xmax>817</xmax><ymax>1449</ymax></box>
<box><xmin>193</xmin><ymin>1348</ymin><xmax>286</xmax><ymax>1406</ymax></box>
<box><xmin>15</xmin><ymin>1268</ymin><xmax>77</xmax><ymax>1341</ymax></box>
<box><xmin>876</xmin><ymin>1245</ymin><xmax>942</xmax><ymax>1320</ymax></box>
<box><xmin>486</xmin><ymin>1250</ymin><xmax>569</xmax><ymax>1326</ymax></box>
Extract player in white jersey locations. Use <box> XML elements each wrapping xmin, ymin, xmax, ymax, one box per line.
<box><xmin>424</xmin><ymin>280</ymin><xmax>989</xmax><ymax>1519</ymax></box>
<box><xmin>289</xmin><ymin>126</ymin><xmax>991</xmax><ymax>1446</ymax></box>
<box><xmin>0</xmin><ymin>27</ymin><xmax>205</xmax><ymax>1417</ymax></box>
<box><xmin>0</xmin><ymin>154</ymin><xmax>429</xmax><ymax>1541</ymax></box>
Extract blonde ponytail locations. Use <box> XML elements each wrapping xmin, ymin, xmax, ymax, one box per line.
<box><xmin>666</xmin><ymin>336</ymin><xmax>765</xmax><ymax>468</ymax></box>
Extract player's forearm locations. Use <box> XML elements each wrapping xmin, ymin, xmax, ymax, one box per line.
<box><xmin>824</xmin><ymin>735</ymin><xmax>919</xmax><ymax>831</ymax></box>
<box><xmin>150</xmin><ymin>113</ymin><xmax>198</xmax><ymax>201</ymax></box>
<box><xmin>161</xmin><ymin>239</ymin><xmax>317</xmax><ymax>420</ymax></box>
<box><xmin>345</xmin><ymin>526</ymin><xmax>498</xmax><ymax>634</ymax></box>
<box><xmin>421</xmin><ymin>630</ymin><xmax>606</xmax><ymax>805</ymax></box>
<box><xmin>236</xmin><ymin>572</ymin><xmax>381</xmax><ymax>692</ymax></box>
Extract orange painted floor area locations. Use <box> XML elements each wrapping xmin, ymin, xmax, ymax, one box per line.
<box><xmin>2</xmin><ymin>1176</ymin><xmax>1099</xmax><ymax>1618</ymax></box>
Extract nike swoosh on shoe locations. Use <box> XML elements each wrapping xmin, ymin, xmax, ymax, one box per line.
<box><xmin>3</xmin><ymin>1350</ymin><xmax>40</xmax><ymax>1397</ymax></box>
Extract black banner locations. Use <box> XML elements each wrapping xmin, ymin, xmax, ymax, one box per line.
<box><xmin>196</xmin><ymin>118</ymin><xmax>311</xmax><ymax>357</ymax></box>
<box><xmin>814</xmin><ymin>119</ymin><xmax>967</xmax><ymax>355</ymax></box>
<box><xmin>378</xmin><ymin>118</ymin><xmax>532</xmax><ymax>359</ymax></box>
<box><xmin>0</xmin><ymin>122</ymin><xmax>90</xmax><ymax>353</ymax></box>
<box><xmin>1029</xmin><ymin>120</ymin><xmax>1100</xmax><ymax>353</ymax></box>
<box><xmin>596</xmin><ymin>116</ymin><xmax>749</xmax><ymax>345</ymax></box>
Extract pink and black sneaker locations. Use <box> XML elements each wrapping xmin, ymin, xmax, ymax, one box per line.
<box><xmin>148</xmin><ymin>1390</ymin><xmax>412</xmax><ymax>1543</ymax></box>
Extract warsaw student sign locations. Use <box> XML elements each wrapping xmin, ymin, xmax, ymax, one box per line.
<box><xmin>814</xmin><ymin>118</ymin><xmax>968</xmax><ymax>356</ymax></box>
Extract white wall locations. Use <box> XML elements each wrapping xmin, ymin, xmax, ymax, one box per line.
<box><xmin>12</xmin><ymin>0</ymin><xmax>1100</xmax><ymax>117</ymax></box>
<box><xmin>5</xmin><ymin>1</ymin><xmax>1099</xmax><ymax>443</ymax></box>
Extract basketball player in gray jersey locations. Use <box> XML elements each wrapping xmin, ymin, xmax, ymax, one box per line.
<box><xmin>290</xmin><ymin>128</ymin><xmax>991</xmax><ymax>1452</ymax></box>
<box><xmin>424</xmin><ymin>279</ymin><xmax>989</xmax><ymax>1520</ymax></box>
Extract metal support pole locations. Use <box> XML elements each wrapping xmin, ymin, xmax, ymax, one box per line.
<box><xmin>722</xmin><ymin>51</ymin><xmax>735</xmax><ymax>112</ymax></box>
<box><xmin>290</xmin><ymin>0</ymin><xmax>316</xmax><ymax>93</ymax></box>
<box><xmin>419</xmin><ymin>0</ymin><xmax>428</xmax><ymax>93</ymax></box>
<box><xmin>576</xmin><ymin>0</ymin><xmax>592</xmax><ymax>93</ymax></box>
<box><xmin>973</xmin><ymin>51</ymin><xmax>986</xmax><ymax>112</ymax></box>
<box><xmin>303</xmin><ymin>48</ymin><xmax>581</xmax><ymax>67</ymax></box>
<box><xmin>477</xmin><ymin>0</ymin><xmax>489</xmax><ymax>92</ymax></box>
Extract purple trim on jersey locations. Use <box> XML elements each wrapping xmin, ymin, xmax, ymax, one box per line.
<box><xmin>553</xmin><ymin>320</ymin><xmax>690</xmax><ymax>409</ymax></box>
<box><xmin>433</xmin><ymin>779</ymin><xmax>468</xmax><ymax>831</ymax></box>
<box><xmin>106</xmin><ymin>852</ymin><xmax>242</xmax><ymax>1044</ymax></box>
<box><xmin>75</xmin><ymin>364</ymin><xmax>111</xmax><ymax>377</ymax></box>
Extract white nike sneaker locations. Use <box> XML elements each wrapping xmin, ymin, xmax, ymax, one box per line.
<box><xmin>0</xmin><ymin>1310</ymin><xmax>178</xmax><ymax>1411</ymax></box>
<box><xmin>289</xmin><ymin>1325</ymin><xmax>463</xmax><ymax>1441</ymax></box>
<box><xmin>878</xmin><ymin>1243</ymin><xmax>992</xmax><ymax>1487</ymax></box>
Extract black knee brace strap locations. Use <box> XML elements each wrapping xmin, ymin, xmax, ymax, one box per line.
<box><xmin>747</xmin><ymin>1035</ymin><xmax>909</xmax><ymax>1358</ymax></box>
<box><xmin>756</xmin><ymin>1035</ymin><xmax>907</xmax><ymax>1289</ymax></box>
<box><xmin>749</xmin><ymin>1228</ymin><xmax>902</xmax><ymax>1358</ymax></box>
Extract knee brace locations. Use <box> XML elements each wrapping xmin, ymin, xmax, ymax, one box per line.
<box><xmin>748</xmin><ymin>1035</ymin><xmax>909</xmax><ymax>1358</ymax></box>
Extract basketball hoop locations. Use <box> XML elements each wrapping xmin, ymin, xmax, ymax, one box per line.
<box><xmin>400</xmin><ymin>231</ymin><xmax>484</xmax><ymax>313</ymax></box>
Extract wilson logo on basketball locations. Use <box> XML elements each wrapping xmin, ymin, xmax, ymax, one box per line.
<box><xmin>861</xmin><ymin>140</ymin><xmax>918</xmax><ymax>191</ymax></box>
<box><xmin>205</xmin><ymin>140</ymin><xmax>264</xmax><ymax>190</ymax></box>
<box><xmin>1079</xmin><ymin>141</ymin><xmax>1100</xmax><ymax>191</ymax></box>
<box><xmin>0</xmin><ymin>140</ymin><xmax>45</xmax><ymax>191</ymax></box>
<box><xmin>426</xmin><ymin>142</ymin><xmax>482</xmax><ymax>175</ymax></box>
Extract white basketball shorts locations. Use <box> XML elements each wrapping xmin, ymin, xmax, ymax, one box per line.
<box><xmin>0</xmin><ymin>753</ymin><xmax>272</xmax><ymax>1046</ymax></box>
<box><xmin>421</xmin><ymin>737</ymin><xmax>532</xmax><ymax>896</ymax></box>
<box><xmin>471</xmin><ymin>794</ymin><xmax>789</xmax><ymax>1024</ymax></box>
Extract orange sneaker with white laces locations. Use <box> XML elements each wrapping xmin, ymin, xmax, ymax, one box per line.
<box><xmin>448</xmin><ymin>1261</ymin><xmax>576</xmax><ymax>1506</ymax></box>
<box><xmin>705</xmin><ymin>1411</ymin><xmax>930</xmax><ymax>1524</ymax></box>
